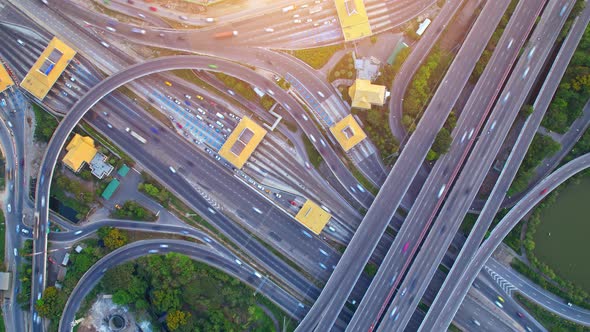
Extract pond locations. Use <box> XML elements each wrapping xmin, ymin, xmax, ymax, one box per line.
<box><xmin>49</xmin><ymin>196</ymin><xmax>80</xmax><ymax>223</ymax></box>
<box><xmin>533</xmin><ymin>176</ymin><xmax>590</xmax><ymax>292</ymax></box>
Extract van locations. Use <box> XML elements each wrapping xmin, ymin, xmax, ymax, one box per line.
<box><xmin>17</xmin><ymin>39</ymin><xmax>25</xmax><ymax>46</ymax></box>
<box><xmin>215</xmin><ymin>112</ymin><xmax>225</xmax><ymax>119</ymax></box>
<box><xmin>169</xmin><ymin>166</ymin><xmax>176</xmax><ymax>173</ymax></box>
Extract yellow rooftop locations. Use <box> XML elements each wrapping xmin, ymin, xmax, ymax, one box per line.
<box><xmin>63</xmin><ymin>134</ymin><xmax>97</xmax><ymax>172</ymax></box>
<box><xmin>335</xmin><ymin>0</ymin><xmax>373</xmax><ymax>41</ymax></box>
<box><xmin>20</xmin><ymin>37</ymin><xmax>76</xmax><ymax>100</ymax></box>
<box><xmin>349</xmin><ymin>79</ymin><xmax>386</xmax><ymax>110</ymax></box>
<box><xmin>330</xmin><ymin>114</ymin><xmax>367</xmax><ymax>151</ymax></box>
<box><xmin>0</xmin><ymin>63</ymin><xmax>14</xmax><ymax>93</ymax></box>
<box><xmin>295</xmin><ymin>200</ymin><xmax>332</xmax><ymax>235</ymax></box>
<box><xmin>219</xmin><ymin>116</ymin><xmax>267</xmax><ymax>169</ymax></box>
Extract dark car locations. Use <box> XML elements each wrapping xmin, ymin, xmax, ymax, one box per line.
<box><xmin>516</xmin><ymin>312</ymin><xmax>524</xmax><ymax>318</ymax></box>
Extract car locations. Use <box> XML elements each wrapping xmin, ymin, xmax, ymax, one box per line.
<box><xmin>234</xmin><ymin>259</ymin><xmax>242</xmax><ymax>265</ymax></box>
<box><xmin>301</xmin><ymin>230</ymin><xmax>312</xmax><ymax>238</ymax></box>
<box><xmin>203</xmin><ymin>236</ymin><xmax>212</xmax><ymax>243</ymax></box>
<box><xmin>356</xmin><ymin>184</ymin><xmax>365</xmax><ymax>193</ymax></box>
<box><xmin>196</xmin><ymin>94</ymin><xmax>204</xmax><ymax>100</ymax></box>
<box><xmin>302</xmin><ymin>114</ymin><xmax>309</xmax><ymax>121</ymax></box>
<box><xmin>159</xmin><ymin>32</ymin><xmax>165</xmax><ymax>37</ymax></box>
<box><xmin>13</xmin><ymin>248</ymin><xmax>17</xmax><ymax>257</ymax></box>
<box><xmin>41</xmin><ymin>196</ymin><xmax>45</xmax><ymax>207</ymax></box>
<box><xmin>227</xmin><ymin>89</ymin><xmax>235</xmax><ymax>96</ymax></box>
<box><xmin>304</xmin><ymin>162</ymin><xmax>311</xmax><ymax>169</ymax></box>
<box><xmin>149</xmin><ymin>6</ymin><xmax>157</xmax><ymax>11</ymax></box>
<box><xmin>206</xmin><ymin>17</ymin><xmax>215</xmax><ymax>22</ymax></box>
<box><xmin>317</xmin><ymin>91</ymin><xmax>325</xmax><ymax>98</ymax></box>
<box><xmin>293</xmin><ymin>14</ymin><xmax>300</xmax><ymax>18</ymax></box>
<box><xmin>497</xmin><ymin>295</ymin><xmax>505</xmax><ymax>302</ymax></box>
<box><xmin>148</xmin><ymin>249</ymin><xmax>159</xmax><ymax>254</ymax></box>
<box><xmin>169</xmin><ymin>166</ymin><xmax>177</xmax><ymax>173</ymax></box>
<box><xmin>138</xmin><ymin>13</ymin><xmax>146</xmax><ymax>19</ymax></box>
<box><xmin>9</xmin><ymin>183</ymin><xmax>13</xmax><ymax>191</ymax></box>
<box><xmin>7</xmin><ymin>204</ymin><xmax>11</xmax><ymax>213</ymax></box>
<box><xmin>207</xmin><ymin>207</ymin><xmax>216</xmax><ymax>214</ymax></box>
<box><xmin>390</xmin><ymin>306</ymin><xmax>398</xmax><ymax>317</ymax></box>
<box><xmin>473</xmin><ymin>319</ymin><xmax>481</xmax><ymax>326</ymax></box>
<box><xmin>438</xmin><ymin>185</ymin><xmax>446</xmax><ymax>198</ymax></box>
<box><xmin>319</xmin><ymin>249</ymin><xmax>329</xmax><ymax>256</ymax></box>
<box><xmin>516</xmin><ymin>311</ymin><xmax>524</xmax><ymax>318</ymax></box>
<box><xmin>264</xmin><ymin>28</ymin><xmax>275</xmax><ymax>33</ymax></box>
<box><xmin>16</xmin><ymin>225</ymin><xmax>20</xmax><ymax>233</ymax></box>
<box><xmin>106</xmin><ymin>123</ymin><xmax>113</xmax><ymax>129</ymax></box>
<box><xmin>567</xmin><ymin>302</ymin><xmax>573</xmax><ymax>307</ymax></box>
<box><xmin>293</xmin><ymin>19</ymin><xmax>302</xmax><ymax>23</ymax></box>
<box><xmin>160</xmin><ymin>244</ymin><xmax>169</xmax><ymax>248</ymax></box>
<box><xmin>74</xmin><ymin>230</ymin><xmax>83</xmax><ymax>235</ymax></box>
<box><xmin>61</xmin><ymin>91</ymin><xmax>68</xmax><ymax>97</ymax></box>
<box><xmin>525</xmin><ymin>326</ymin><xmax>533</xmax><ymax>332</ymax></box>
<box><xmin>209</xmin><ymin>64</ymin><xmax>218</xmax><ymax>69</ymax></box>
<box><xmin>0</xmin><ymin>99</ymin><xmax>5</xmax><ymax>107</ymax></box>
<box><xmin>106</xmin><ymin>26</ymin><xmax>116</xmax><ymax>32</ymax></box>
<box><xmin>184</xmin><ymin>94</ymin><xmax>192</xmax><ymax>100</ymax></box>
<box><xmin>495</xmin><ymin>301</ymin><xmax>504</xmax><ymax>309</ymax></box>
<box><xmin>65</xmin><ymin>82</ymin><xmax>72</xmax><ymax>89</ymax></box>
<box><xmin>349</xmin><ymin>186</ymin><xmax>356</xmax><ymax>193</ymax></box>
<box><xmin>402</xmin><ymin>241</ymin><xmax>410</xmax><ymax>253</ymax></box>
<box><xmin>540</xmin><ymin>188</ymin><xmax>548</xmax><ymax>195</ymax></box>
<box><xmin>22</xmin><ymin>228</ymin><xmax>30</xmax><ymax>235</ymax></box>
<box><xmin>179</xmin><ymin>15</ymin><xmax>188</xmax><ymax>20</ymax></box>
<box><xmin>306</xmin><ymin>18</ymin><xmax>313</xmax><ymax>23</ymax></box>
<box><xmin>319</xmin><ymin>263</ymin><xmax>327</xmax><ymax>269</ymax></box>
<box><xmin>174</xmin><ymin>99</ymin><xmax>181</xmax><ymax>105</ymax></box>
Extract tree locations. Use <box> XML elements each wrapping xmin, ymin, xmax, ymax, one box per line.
<box><xmin>142</xmin><ymin>183</ymin><xmax>160</xmax><ymax>197</ymax></box>
<box><xmin>36</xmin><ymin>286</ymin><xmax>62</xmax><ymax>318</ymax></box>
<box><xmin>103</xmin><ymin>228</ymin><xmax>128</xmax><ymax>251</ymax></box>
<box><xmin>167</xmin><ymin>310</ymin><xmax>191</xmax><ymax>331</ymax></box>
<box><xmin>520</xmin><ymin>104</ymin><xmax>534</xmax><ymax>117</ymax></box>
<box><xmin>432</xmin><ymin>128</ymin><xmax>452</xmax><ymax>155</ymax></box>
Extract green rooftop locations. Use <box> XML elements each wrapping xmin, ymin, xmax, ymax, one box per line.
<box><xmin>101</xmin><ymin>179</ymin><xmax>120</xmax><ymax>200</ymax></box>
<box><xmin>117</xmin><ymin>164</ymin><xmax>130</xmax><ymax>177</ymax></box>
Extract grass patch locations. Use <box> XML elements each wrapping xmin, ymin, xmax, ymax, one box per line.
<box><xmin>214</xmin><ymin>72</ymin><xmax>258</xmax><ymax>101</ymax></box>
<box><xmin>508</xmin><ymin>133</ymin><xmax>560</xmax><ymax>196</ymax></box>
<box><xmin>352</xmin><ymin>108</ymin><xmax>399</xmax><ymax>164</ymax></box>
<box><xmin>460</xmin><ymin>213</ymin><xmax>478</xmax><ymax>235</ymax></box>
<box><xmin>289</xmin><ymin>44</ymin><xmax>344</xmax><ymax>69</ymax></box>
<box><xmin>110</xmin><ymin>200</ymin><xmax>157</xmax><ymax>221</ymax></box>
<box><xmin>327</xmin><ymin>52</ymin><xmax>354</xmax><ymax>82</ymax></box>
<box><xmin>515</xmin><ymin>294</ymin><xmax>590</xmax><ymax>331</ymax></box>
<box><xmin>302</xmin><ymin>135</ymin><xmax>323</xmax><ymax>168</ymax></box>
<box><xmin>364</xmin><ymin>263</ymin><xmax>378</xmax><ymax>277</ymax></box>
<box><xmin>438</xmin><ymin>264</ymin><xmax>450</xmax><ymax>274</ymax></box>
<box><xmin>32</xmin><ymin>103</ymin><xmax>59</xmax><ymax>143</ymax></box>
<box><xmin>349</xmin><ymin>164</ymin><xmax>378</xmax><ymax>195</ymax></box>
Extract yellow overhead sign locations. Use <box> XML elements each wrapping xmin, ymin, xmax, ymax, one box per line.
<box><xmin>335</xmin><ymin>0</ymin><xmax>373</xmax><ymax>41</ymax></box>
<box><xmin>295</xmin><ymin>200</ymin><xmax>332</xmax><ymax>235</ymax></box>
<box><xmin>218</xmin><ymin>116</ymin><xmax>267</xmax><ymax>169</ymax></box>
<box><xmin>20</xmin><ymin>37</ymin><xmax>76</xmax><ymax>100</ymax></box>
<box><xmin>330</xmin><ymin>114</ymin><xmax>367</xmax><ymax>152</ymax></box>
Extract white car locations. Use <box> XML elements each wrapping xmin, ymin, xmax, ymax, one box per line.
<box><xmin>22</xmin><ymin>228</ymin><xmax>30</xmax><ymax>235</ymax></box>
<box><xmin>264</xmin><ymin>28</ymin><xmax>275</xmax><ymax>33</ymax></box>
<box><xmin>7</xmin><ymin>204</ymin><xmax>11</xmax><ymax>213</ymax></box>
<box><xmin>253</xmin><ymin>207</ymin><xmax>263</xmax><ymax>214</ymax></box>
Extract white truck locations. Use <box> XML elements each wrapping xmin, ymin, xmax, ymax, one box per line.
<box><xmin>125</xmin><ymin>127</ymin><xmax>147</xmax><ymax>144</ymax></box>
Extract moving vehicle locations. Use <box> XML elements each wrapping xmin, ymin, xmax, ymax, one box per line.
<box><xmin>253</xmin><ymin>207</ymin><xmax>263</xmax><ymax>214</ymax></box>
<box><xmin>149</xmin><ymin>6</ymin><xmax>157</xmax><ymax>11</ymax></box>
<box><xmin>264</xmin><ymin>28</ymin><xmax>275</xmax><ymax>33</ymax></box>
<box><xmin>131</xmin><ymin>28</ymin><xmax>146</xmax><ymax>34</ymax></box>
<box><xmin>282</xmin><ymin>5</ymin><xmax>294</xmax><ymax>12</ymax></box>
<box><xmin>169</xmin><ymin>166</ymin><xmax>176</xmax><ymax>173</ymax></box>
<box><xmin>215</xmin><ymin>112</ymin><xmax>225</xmax><ymax>119</ymax></box>
<box><xmin>206</xmin><ymin>17</ymin><xmax>215</xmax><ymax>22</ymax></box>
<box><xmin>213</xmin><ymin>31</ymin><xmax>238</xmax><ymax>39</ymax></box>
<box><xmin>7</xmin><ymin>204</ymin><xmax>11</xmax><ymax>213</ymax></box>
<box><xmin>235</xmin><ymin>259</ymin><xmax>242</xmax><ymax>265</ymax></box>
<box><xmin>317</xmin><ymin>91</ymin><xmax>325</xmax><ymax>97</ymax></box>
<box><xmin>540</xmin><ymin>188</ymin><xmax>548</xmax><ymax>195</ymax></box>
<box><xmin>179</xmin><ymin>15</ymin><xmax>188</xmax><ymax>20</ymax></box>
<box><xmin>497</xmin><ymin>295</ymin><xmax>505</xmax><ymax>303</ymax></box>
<box><xmin>17</xmin><ymin>39</ymin><xmax>25</xmax><ymax>46</ymax></box>
<box><xmin>402</xmin><ymin>241</ymin><xmax>410</xmax><ymax>253</ymax></box>
<box><xmin>164</xmin><ymin>81</ymin><xmax>172</xmax><ymax>86</ymax></box>
<box><xmin>106</xmin><ymin>26</ymin><xmax>116</xmax><ymax>32</ymax></box>
<box><xmin>516</xmin><ymin>311</ymin><xmax>524</xmax><ymax>318</ymax></box>
<box><xmin>495</xmin><ymin>301</ymin><xmax>504</xmax><ymax>309</ymax></box>
<box><xmin>126</xmin><ymin>129</ymin><xmax>147</xmax><ymax>144</ymax></box>
<box><xmin>472</xmin><ymin>319</ymin><xmax>481</xmax><ymax>326</ymax></box>
<box><xmin>100</xmin><ymin>41</ymin><xmax>110</xmax><ymax>48</ymax></box>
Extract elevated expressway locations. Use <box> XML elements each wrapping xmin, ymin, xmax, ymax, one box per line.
<box><xmin>376</xmin><ymin>0</ymin><xmax>577</xmax><ymax>330</ymax></box>
<box><xmin>421</xmin><ymin>3</ymin><xmax>590</xmax><ymax>329</ymax></box>
<box><xmin>428</xmin><ymin>153</ymin><xmax>590</xmax><ymax>329</ymax></box>
<box><xmin>347</xmin><ymin>0</ymin><xmax>548</xmax><ymax>329</ymax></box>
<box><xmin>295</xmin><ymin>0</ymin><xmax>515</xmax><ymax>330</ymax></box>
<box><xmin>57</xmin><ymin>239</ymin><xmax>306</xmax><ymax>332</ymax></box>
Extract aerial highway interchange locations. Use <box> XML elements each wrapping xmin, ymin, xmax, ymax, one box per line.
<box><xmin>0</xmin><ymin>0</ymin><xmax>588</xmax><ymax>331</ymax></box>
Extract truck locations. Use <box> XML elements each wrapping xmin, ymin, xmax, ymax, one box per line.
<box><xmin>213</xmin><ymin>30</ymin><xmax>238</xmax><ymax>39</ymax></box>
<box><xmin>62</xmin><ymin>253</ymin><xmax>70</xmax><ymax>266</ymax></box>
<box><xmin>125</xmin><ymin>127</ymin><xmax>147</xmax><ymax>144</ymax></box>
<box><xmin>282</xmin><ymin>5</ymin><xmax>294</xmax><ymax>13</ymax></box>
<box><xmin>131</xmin><ymin>28</ymin><xmax>146</xmax><ymax>35</ymax></box>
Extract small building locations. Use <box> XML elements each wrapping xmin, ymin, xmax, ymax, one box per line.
<box><xmin>101</xmin><ymin>179</ymin><xmax>120</xmax><ymax>200</ymax></box>
<box><xmin>62</xmin><ymin>134</ymin><xmax>98</xmax><ymax>173</ymax></box>
<box><xmin>354</xmin><ymin>55</ymin><xmax>382</xmax><ymax>81</ymax></box>
<box><xmin>74</xmin><ymin>245</ymin><xmax>84</xmax><ymax>253</ymax></box>
<box><xmin>335</xmin><ymin>0</ymin><xmax>373</xmax><ymax>42</ymax></box>
<box><xmin>330</xmin><ymin>114</ymin><xmax>367</xmax><ymax>151</ymax></box>
<box><xmin>20</xmin><ymin>37</ymin><xmax>76</xmax><ymax>100</ymax></box>
<box><xmin>348</xmin><ymin>79</ymin><xmax>388</xmax><ymax>110</ymax></box>
<box><xmin>294</xmin><ymin>200</ymin><xmax>332</xmax><ymax>235</ymax></box>
<box><xmin>218</xmin><ymin>117</ymin><xmax>267</xmax><ymax>169</ymax></box>
<box><xmin>89</xmin><ymin>153</ymin><xmax>114</xmax><ymax>179</ymax></box>
<box><xmin>0</xmin><ymin>63</ymin><xmax>14</xmax><ymax>93</ymax></box>
<box><xmin>0</xmin><ymin>272</ymin><xmax>10</xmax><ymax>291</ymax></box>
<box><xmin>416</xmin><ymin>18</ymin><xmax>432</xmax><ymax>36</ymax></box>
<box><xmin>117</xmin><ymin>164</ymin><xmax>130</xmax><ymax>177</ymax></box>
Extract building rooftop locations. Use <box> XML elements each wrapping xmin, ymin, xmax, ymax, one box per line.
<box><xmin>62</xmin><ymin>134</ymin><xmax>97</xmax><ymax>172</ymax></box>
<box><xmin>117</xmin><ymin>164</ymin><xmax>130</xmax><ymax>177</ymax></box>
<box><xmin>89</xmin><ymin>153</ymin><xmax>114</xmax><ymax>179</ymax></box>
<box><xmin>20</xmin><ymin>37</ymin><xmax>76</xmax><ymax>100</ymax></box>
<box><xmin>330</xmin><ymin>114</ymin><xmax>367</xmax><ymax>151</ymax></box>
<box><xmin>348</xmin><ymin>79</ymin><xmax>387</xmax><ymax>110</ymax></box>
<box><xmin>335</xmin><ymin>0</ymin><xmax>373</xmax><ymax>42</ymax></box>
<box><xmin>354</xmin><ymin>55</ymin><xmax>381</xmax><ymax>81</ymax></box>
<box><xmin>218</xmin><ymin>117</ymin><xmax>267</xmax><ymax>169</ymax></box>
<box><xmin>101</xmin><ymin>178</ymin><xmax>120</xmax><ymax>200</ymax></box>
<box><xmin>0</xmin><ymin>63</ymin><xmax>14</xmax><ymax>93</ymax></box>
<box><xmin>295</xmin><ymin>200</ymin><xmax>332</xmax><ymax>235</ymax></box>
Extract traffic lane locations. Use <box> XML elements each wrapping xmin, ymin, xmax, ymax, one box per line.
<box><xmin>90</xmin><ymin>118</ymin><xmax>324</xmax><ymax>298</ymax></box>
<box><xmin>103</xmin><ymin>102</ymin><xmax>342</xmax><ymax>277</ymax></box>
<box><xmin>58</xmin><ymin>239</ymin><xmax>305</xmax><ymax>332</ymax></box>
<box><xmin>421</xmin><ymin>0</ymin><xmax>589</xmax><ymax>327</ymax></box>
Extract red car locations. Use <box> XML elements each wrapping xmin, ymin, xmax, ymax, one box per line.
<box><xmin>540</xmin><ymin>188</ymin><xmax>548</xmax><ymax>195</ymax></box>
<box><xmin>402</xmin><ymin>241</ymin><xmax>410</xmax><ymax>253</ymax></box>
<box><xmin>149</xmin><ymin>6</ymin><xmax>157</xmax><ymax>11</ymax></box>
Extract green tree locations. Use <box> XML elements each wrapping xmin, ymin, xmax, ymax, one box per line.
<box><xmin>103</xmin><ymin>228</ymin><xmax>128</xmax><ymax>251</ymax></box>
<box><xmin>432</xmin><ymin>128</ymin><xmax>452</xmax><ymax>155</ymax></box>
<box><xmin>167</xmin><ymin>310</ymin><xmax>191</xmax><ymax>330</ymax></box>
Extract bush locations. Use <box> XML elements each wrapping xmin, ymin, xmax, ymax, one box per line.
<box><xmin>508</xmin><ymin>134</ymin><xmax>560</xmax><ymax>195</ymax></box>
<box><xmin>110</xmin><ymin>200</ymin><xmax>156</xmax><ymax>222</ymax></box>
<box><xmin>291</xmin><ymin>44</ymin><xmax>344</xmax><ymax>69</ymax></box>
<box><xmin>32</xmin><ymin>103</ymin><xmax>59</xmax><ymax>143</ymax></box>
